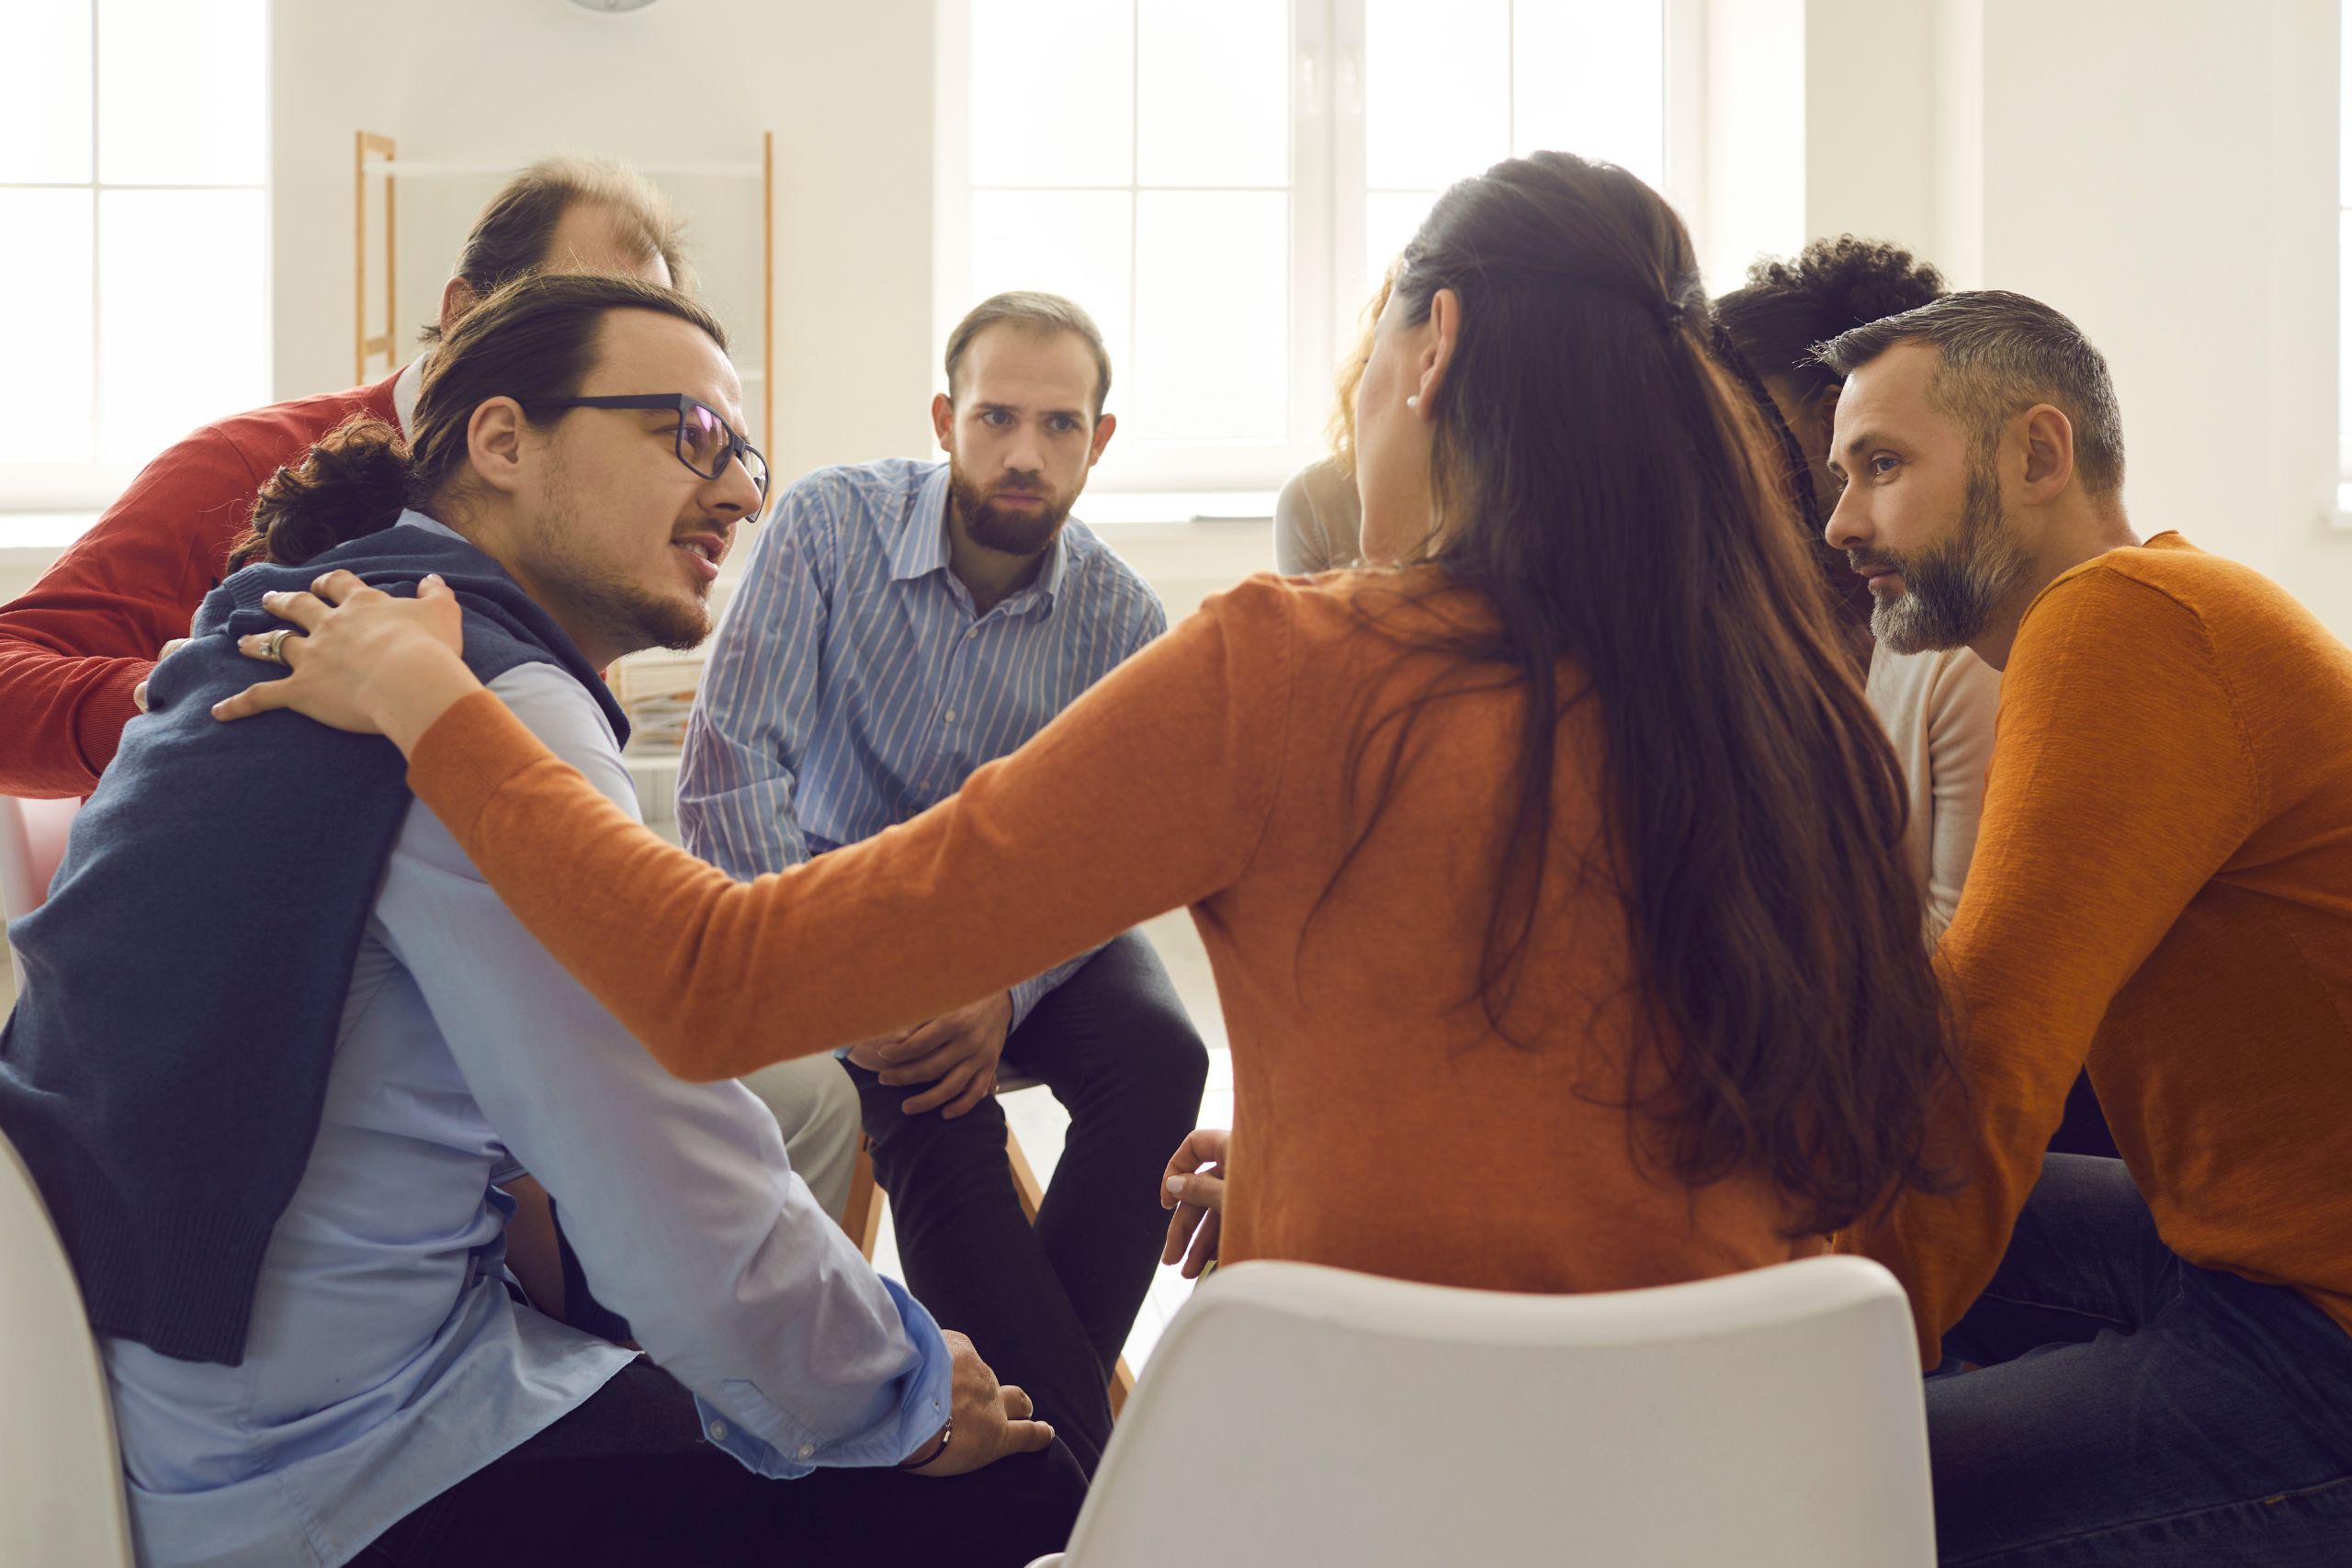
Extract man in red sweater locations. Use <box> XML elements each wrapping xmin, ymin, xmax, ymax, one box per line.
<box><xmin>0</xmin><ymin>156</ymin><xmax>685</xmax><ymax>800</ymax></box>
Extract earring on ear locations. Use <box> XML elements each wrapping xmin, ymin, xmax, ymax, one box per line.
<box><xmin>1405</xmin><ymin>394</ymin><xmax>1420</xmax><ymax>410</ymax></box>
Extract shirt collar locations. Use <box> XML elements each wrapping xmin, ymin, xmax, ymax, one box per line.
<box><xmin>393</xmin><ymin>508</ymin><xmax>465</xmax><ymax>544</ymax></box>
<box><xmin>889</xmin><ymin>463</ymin><xmax>1078</xmax><ymax>614</ymax></box>
<box><xmin>391</xmin><ymin>354</ymin><xmax>428</xmax><ymax>437</ymax></box>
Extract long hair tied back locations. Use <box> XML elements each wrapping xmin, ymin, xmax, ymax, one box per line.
<box><xmin>1365</xmin><ymin>152</ymin><xmax>1950</xmax><ymax>1236</ymax></box>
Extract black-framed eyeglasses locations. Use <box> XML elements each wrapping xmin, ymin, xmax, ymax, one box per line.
<box><xmin>526</xmin><ymin>394</ymin><xmax>771</xmax><ymax>519</ymax></box>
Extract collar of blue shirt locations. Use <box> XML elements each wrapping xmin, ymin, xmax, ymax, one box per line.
<box><xmin>888</xmin><ymin>461</ymin><xmax>1075</xmax><ymax>613</ymax></box>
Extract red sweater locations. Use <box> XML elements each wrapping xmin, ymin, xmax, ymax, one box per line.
<box><xmin>0</xmin><ymin>372</ymin><xmax>401</xmax><ymax>798</ymax></box>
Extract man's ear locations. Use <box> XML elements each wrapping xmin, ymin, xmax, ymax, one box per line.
<box><xmin>1805</xmin><ymin>383</ymin><xmax>1844</xmax><ymax>452</ymax></box>
<box><xmin>932</xmin><ymin>392</ymin><xmax>956</xmax><ymax>453</ymax></box>
<box><xmin>466</xmin><ymin>396</ymin><xmax>531</xmax><ymax>497</ymax></box>
<box><xmin>2018</xmin><ymin>402</ymin><xmax>2077</xmax><ymax>505</ymax></box>
<box><xmin>438</xmin><ymin>277</ymin><xmax>477</xmax><ymax>341</ymax></box>
<box><xmin>1086</xmin><ymin>411</ymin><xmax>1117</xmax><ymax>468</ymax></box>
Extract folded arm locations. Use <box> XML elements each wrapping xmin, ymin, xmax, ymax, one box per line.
<box><xmin>1853</xmin><ymin>570</ymin><xmax>2256</xmax><ymax>1362</ymax></box>
<box><xmin>0</xmin><ymin>429</ymin><xmax>253</xmax><ymax>795</ymax></box>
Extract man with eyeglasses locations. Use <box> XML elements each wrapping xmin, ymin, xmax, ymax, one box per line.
<box><xmin>679</xmin><ymin>290</ymin><xmax>1208</xmax><ymax>1476</ymax></box>
<box><xmin>0</xmin><ymin>156</ymin><xmax>867</xmax><ymax>1235</ymax></box>
<box><xmin>4</xmin><ymin>273</ymin><xmax>1084</xmax><ymax>1566</ymax></box>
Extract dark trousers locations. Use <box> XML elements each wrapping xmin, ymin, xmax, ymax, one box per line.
<box><xmin>2046</xmin><ymin>1070</ymin><xmax>2120</xmax><ymax>1160</ymax></box>
<box><xmin>847</xmin><ymin>929</ymin><xmax>1209</xmax><ymax>1476</ymax></box>
<box><xmin>1928</xmin><ymin>1155</ymin><xmax>2352</xmax><ymax>1565</ymax></box>
<box><xmin>359</xmin><ymin>1360</ymin><xmax>1086</xmax><ymax>1568</ymax></box>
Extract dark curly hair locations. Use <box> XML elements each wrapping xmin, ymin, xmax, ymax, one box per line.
<box><xmin>1709</xmin><ymin>237</ymin><xmax>1945</xmax><ymax>635</ymax></box>
<box><xmin>1714</xmin><ymin>235</ymin><xmax>1946</xmax><ymax>403</ymax></box>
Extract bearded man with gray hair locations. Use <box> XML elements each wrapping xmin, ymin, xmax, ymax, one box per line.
<box><xmin>1820</xmin><ymin>289</ymin><xmax>2352</xmax><ymax>1563</ymax></box>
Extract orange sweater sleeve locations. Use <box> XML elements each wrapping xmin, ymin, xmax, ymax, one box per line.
<box><xmin>405</xmin><ymin>580</ymin><xmax>1296</xmax><ymax>1082</ymax></box>
<box><xmin>1851</xmin><ymin>564</ymin><xmax>2258</xmax><ymax>1362</ymax></box>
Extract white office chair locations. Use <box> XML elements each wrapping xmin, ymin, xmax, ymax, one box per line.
<box><xmin>0</xmin><ymin>1127</ymin><xmax>135</xmax><ymax>1565</ymax></box>
<box><xmin>1</xmin><ymin>795</ymin><xmax>79</xmax><ymax>992</ymax></box>
<box><xmin>1027</xmin><ymin>1254</ymin><xmax>1934</xmax><ymax>1568</ymax></box>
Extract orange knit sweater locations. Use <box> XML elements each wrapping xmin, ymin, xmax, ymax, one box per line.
<box><xmin>408</xmin><ymin>570</ymin><xmax>1814</xmax><ymax>1295</ymax></box>
<box><xmin>1849</xmin><ymin>535</ymin><xmax>2352</xmax><ymax>1360</ymax></box>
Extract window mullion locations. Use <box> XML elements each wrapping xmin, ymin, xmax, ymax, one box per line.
<box><xmin>86</xmin><ymin>0</ymin><xmax>102</xmax><ymax>466</ymax></box>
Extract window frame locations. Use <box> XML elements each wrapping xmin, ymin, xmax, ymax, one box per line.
<box><xmin>933</xmin><ymin>0</ymin><xmax>1706</xmax><ymax>501</ymax></box>
<box><xmin>0</xmin><ymin>0</ymin><xmax>272</xmax><ymax>516</ymax></box>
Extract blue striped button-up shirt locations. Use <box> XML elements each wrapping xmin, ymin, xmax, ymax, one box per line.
<box><xmin>680</xmin><ymin>458</ymin><xmax>1167</xmax><ymax>1027</ymax></box>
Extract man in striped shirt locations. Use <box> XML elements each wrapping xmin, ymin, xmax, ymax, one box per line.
<box><xmin>678</xmin><ymin>292</ymin><xmax>1208</xmax><ymax>1473</ymax></box>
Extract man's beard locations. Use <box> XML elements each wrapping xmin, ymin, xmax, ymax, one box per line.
<box><xmin>1852</xmin><ymin>452</ymin><xmax>2032</xmax><ymax>655</ymax></box>
<box><xmin>526</xmin><ymin>486</ymin><xmax>714</xmax><ymax>658</ymax></box>
<box><xmin>949</xmin><ymin>460</ymin><xmax>1073</xmax><ymax>558</ymax></box>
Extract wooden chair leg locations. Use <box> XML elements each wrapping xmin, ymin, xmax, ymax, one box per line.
<box><xmin>842</xmin><ymin>1135</ymin><xmax>883</xmax><ymax>1260</ymax></box>
<box><xmin>1004</xmin><ymin>1124</ymin><xmax>1046</xmax><ymax>1224</ymax></box>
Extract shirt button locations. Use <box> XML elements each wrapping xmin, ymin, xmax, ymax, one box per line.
<box><xmin>797</xmin><ymin>1443</ymin><xmax>816</xmax><ymax>1460</ymax></box>
<box><xmin>966</xmin><ymin>628</ymin><xmax>978</xmax><ymax>641</ymax></box>
<box><xmin>943</xmin><ymin>708</ymin><xmax>957</xmax><ymax>724</ymax></box>
<box><xmin>707</xmin><ymin>1420</ymin><xmax>729</xmax><ymax>1442</ymax></box>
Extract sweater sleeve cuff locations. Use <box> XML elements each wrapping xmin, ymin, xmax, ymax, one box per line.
<box><xmin>71</xmin><ymin>663</ymin><xmax>151</xmax><ymax>786</ymax></box>
<box><xmin>405</xmin><ymin>688</ymin><xmax>549</xmax><ymax>841</ymax></box>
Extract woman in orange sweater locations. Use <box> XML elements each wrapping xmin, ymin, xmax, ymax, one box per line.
<box><xmin>216</xmin><ymin>152</ymin><xmax>1948</xmax><ymax>1309</ymax></box>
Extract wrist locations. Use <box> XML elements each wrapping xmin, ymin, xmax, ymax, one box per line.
<box><xmin>899</xmin><ymin>1416</ymin><xmax>954</xmax><ymax>1471</ymax></box>
<box><xmin>377</xmin><ymin>649</ymin><xmax>483</xmax><ymax>756</ymax></box>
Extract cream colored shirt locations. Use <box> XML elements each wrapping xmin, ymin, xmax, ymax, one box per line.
<box><xmin>1865</xmin><ymin>643</ymin><xmax>2003</xmax><ymax>944</ymax></box>
<box><xmin>1272</xmin><ymin>457</ymin><xmax>1363</xmax><ymax>573</ymax></box>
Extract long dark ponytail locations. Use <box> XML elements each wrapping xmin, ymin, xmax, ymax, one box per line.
<box><xmin>1368</xmin><ymin>152</ymin><xmax>1949</xmax><ymax>1235</ymax></box>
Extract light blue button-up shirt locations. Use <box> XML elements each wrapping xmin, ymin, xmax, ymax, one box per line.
<box><xmin>679</xmin><ymin>459</ymin><xmax>1167</xmax><ymax>1028</ymax></box>
<box><xmin>104</xmin><ymin>516</ymin><xmax>950</xmax><ymax>1568</ymax></box>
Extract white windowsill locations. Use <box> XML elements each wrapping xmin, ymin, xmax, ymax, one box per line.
<box><xmin>0</xmin><ymin>513</ymin><xmax>102</xmax><ymax>552</ymax></box>
<box><xmin>1080</xmin><ymin>491</ymin><xmax>1278</xmax><ymax>528</ymax></box>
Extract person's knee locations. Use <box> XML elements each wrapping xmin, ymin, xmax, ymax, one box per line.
<box><xmin>966</xmin><ymin>1438</ymin><xmax>1087</xmax><ymax>1555</ymax></box>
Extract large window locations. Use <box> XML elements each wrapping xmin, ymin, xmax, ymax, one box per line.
<box><xmin>935</xmin><ymin>0</ymin><xmax>1686</xmax><ymax>499</ymax></box>
<box><xmin>0</xmin><ymin>0</ymin><xmax>269</xmax><ymax>518</ymax></box>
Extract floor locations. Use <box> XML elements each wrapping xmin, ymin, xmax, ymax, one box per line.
<box><xmin>866</xmin><ymin>908</ymin><xmax>1233</xmax><ymax>1372</ymax></box>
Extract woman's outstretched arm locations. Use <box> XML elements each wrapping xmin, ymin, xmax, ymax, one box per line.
<box><xmin>220</xmin><ymin>570</ymin><xmax>1297</xmax><ymax>1082</ymax></box>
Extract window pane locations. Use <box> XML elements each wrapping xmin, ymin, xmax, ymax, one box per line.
<box><xmin>1365</xmin><ymin>189</ymin><xmax>1441</xmax><ymax>293</ymax></box>
<box><xmin>1137</xmin><ymin>0</ymin><xmax>1288</xmax><ymax>187</ymax></box>
<box><xmin>2341</xmin><ymin>209</ymin><xmax>2352</xmax><ymax>480</ymax></box>
<box><xmin>0</xmin><ymin>191</ymin><xmax>96</xmax><ymax>464</ymax></box>
<box><xmin>98</xmin><ymin>189</ymin><xmax>267</xmax><ymax>463</ymax></box>
<box><xmin>97</xmin><ymin>0</ymin><xmax>266</xmax><ymax>185</ymax></box>
<box><xmin>1133</xmin><ymin>192</ymin><xmax>1287</xmax><ymax>442</ymax></box>
<box><xmin>967</xmin><ymin>189</ymin><xmax>1135</xmax><ymax>389</ymax></box>
<box><xmin>968</xmin><ymin>0</ymin><xmax>1134</xmax><ymax>186</ymax></box>
<box><xmin>1365</xmin><ymin>0</ymin><xmax>1509</xmax><ymax>191</ymax></box>
<box><xmin>1513</xmin><ymin>0</ymin><xmax>1665</xmax><ymax>190</ymax></box>
<box><xmin>0</xmin><ymin>0</ymin><xmax>93</xmax><ymax>182</ymax></box>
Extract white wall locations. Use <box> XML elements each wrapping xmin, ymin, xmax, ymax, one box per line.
<box><xmin>1802</xmin><ymin>0</ymin><xmax>2350</xmax><ymax>635</ymax></box>
<box><xmin>269</xmin><ymin>0</ymin><xmax>939</xmax><ymax>491</ymax></box>
<box><xmin>8</xmin><ymin>1</ymin><xmax>2346</xmax><ymax>639</ymax></box>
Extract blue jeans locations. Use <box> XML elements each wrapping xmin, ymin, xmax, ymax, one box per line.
<box><xmin>1929</xmin><ymin>1154</ymin><xmax>2352</xmax><ymax>1565</ymax></box>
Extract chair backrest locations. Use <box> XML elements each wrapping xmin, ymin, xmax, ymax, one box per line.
<box><xmin>0</xmin><ymin>1128</ymin><xmax>135</xmax><ymax>1565</ymax></box>
<box><xmin>1056</xmin><ymin>1256</ymin><xmax>1933</xmax><ymax>1568</ymax></box>
<box><xmin>2</xmin><ymin>795</ymin><xmax>80</xmax><ymax>993</ymax></box>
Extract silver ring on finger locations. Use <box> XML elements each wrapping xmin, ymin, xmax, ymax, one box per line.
<box><xmin>263</xmin><ymin>628</ymin><xmax>294</xmax><ymax>666</ymax></box>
